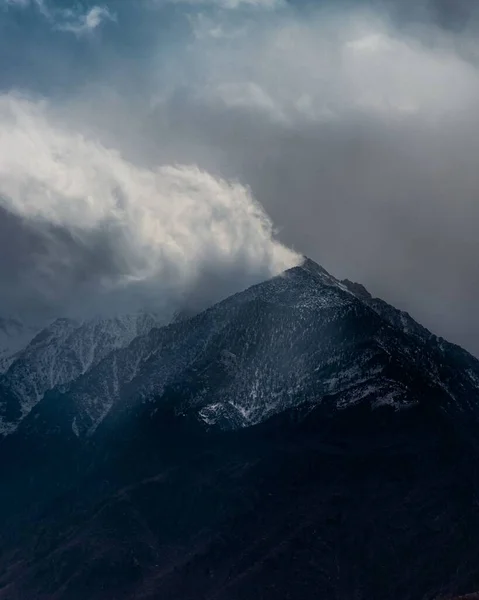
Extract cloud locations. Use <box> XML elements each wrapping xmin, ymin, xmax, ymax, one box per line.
<box><xmin>126</xmin><ymin>5</ymin><xmax>479</xmax><ymax>353</ymax></box>
<box><xmin>2</xmin><ymin>1</ymin><xmax>114</xmax><ymax>35</ymax></box>
<box><xmin>3</xmin><ymin>0</ymin><xmax>479</xmax><ymax>355</ymax></box>
<box><xmin>54</xmin><ymin>6</ymin><xmax>114</xmax><ymax>35</ymax></box>
<box><xmin>178</xmin><ymin>11</ymin><xmax>479</xmax><ymax>122</ymax></box>
<box><xmin>0</xmin><ymin>93</ymin><xmax>298</xmax><ymax>319</ymax></box>
<box><xmin>2</xmin><ymin>0</ymin><xmax>31</xmax><ymax>5</ymax></box>
<box><xmin>150</xmin><ymin>0</ymin><xmax>282</xmax><ymax>10</ymax></box>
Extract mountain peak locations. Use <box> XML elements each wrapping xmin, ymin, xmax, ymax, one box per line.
<box><xmin>4</xmin><ymin>257</ymin><xmax>479</xmax><ymax>440</ymax></box>
<box><xmin>2</xmin><ymin>261</ymin><xmax>479</xmax><ymax>600</ymax></box>
<box><xmin>290</xmin><ymin>256</ymin><xmax>335</xmax><ymax>281</ymax></box>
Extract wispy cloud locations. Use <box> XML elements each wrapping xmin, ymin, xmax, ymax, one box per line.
<box><xmin>53</xmin><ymin>6</ymin><xmax>115</xmax><ymax>35</ymax></box>
<box><xmin>150</xmin><ymin>0</ymin><xmax>283</xmax><ymax>10</ymax></box>
<box><xmin>179</xmin><ymin>13</ymin><xmax>479</xmax><ymax>123</ymax></box>
<box><xmin>2</xmin><ymin>1</ymin><xmax>114</xmax><ymax>35</ymax></box>
<box><xmin>2</xmin><ymin>0</ymin><xmax>32</xmax><ymax>5</ymax></box>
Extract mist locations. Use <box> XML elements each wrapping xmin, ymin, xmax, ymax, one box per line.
<box><xmin>2</xmin><ymin>0</ymin><xmax>479</xmax><ymax>353</ymax></box>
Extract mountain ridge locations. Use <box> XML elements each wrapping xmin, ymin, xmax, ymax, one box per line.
<box><xmin>1</xmin><ymin>258</ymin><xmax>479</xmax><ymax>599</ymax></box>
<box><xmin>0</xmin><ymin>312</ymin><xmax>165</xmax><ymax>434</ymax></box>
<box><xmin>4</xmin><ymin>257</ymin><xmax>479</xmax><ymax>443</ymax></box>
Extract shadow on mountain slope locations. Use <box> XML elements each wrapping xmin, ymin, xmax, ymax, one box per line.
<box><xmin>1</xmin><ymin>397</ymin><xmax>479</xmax><ymax>600</ymax></box>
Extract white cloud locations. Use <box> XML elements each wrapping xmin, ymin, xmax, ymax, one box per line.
<box><xmin>55</xmin><ymin>6</ymin><xmax>115</xmax><ymax>35</ymax></box>
<box><xmin>178</xmin><ymin>12</ymin><xmax>479</xmax><ymax>123</ymax></box>
<box><xmin>0</xmin><ymin>94</ymin><xmax>298</xmax><ymax>318</ymax></box>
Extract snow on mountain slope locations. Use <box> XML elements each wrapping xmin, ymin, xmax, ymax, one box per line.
<box><xmin>0</xmin><ymin>318</ymin><xmax>40</xmax><ymax>374</ymax></box>
<box><xmin>10</xmin><ymin>260</ymin><xmax>362</xmax><ymax>437</ymax></box>
<box><xmin>341</xmin><ymin>278</ymin><xmax>479</xmax><ymax>413</ymax></box>
<box><xmin>7</xmin><ymin>258</ymin><xmax>479</xmax><ymax>441</ymax></box>
<box><xmin>101</xmin><ymin>259</ymin><xmax>479</xmax><ymax>431</ymax></box>
<box><xmin>0</xmin><ymin>313</ymin><xmax>164</xmax><ymax>434</ymax></box>
<box><xmin>15</xmin><ymin>257</ymin><xmax>476</xmax><ymax>440</ymax></box>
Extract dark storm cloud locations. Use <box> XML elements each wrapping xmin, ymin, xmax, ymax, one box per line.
<box><xmin>2</xmin><ymin>0</ymin><xmax>479</xmax><ymax>353</ymax></box>
<box><xmin>379</xmin><ymin>0</ymin><xmax>479</xmax><ymax>28</ymax></box>
<box><xmin>0</xmin><ymin>205</ymin><xmax>131</xmax><ymax>319</ymax></box>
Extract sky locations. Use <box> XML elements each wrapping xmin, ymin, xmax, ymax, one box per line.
<box><xmin>1</xmin><ymin>0</ymin><xmax>479</xmax><ymax>354</ymax></box>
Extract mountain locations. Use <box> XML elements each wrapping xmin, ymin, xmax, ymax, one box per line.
<box><xmin>9</xmin><ymin>257</ymin><xmax>479</xmax><ymax>441</ymax></box>
<box><xmin>0</xmin><ymin>317</ymin><xmax>39</xmax><ymax>373</ymax></box>
<box><xmin>0</xmin><ymin>312</ymin><xmax>164</xmax><ymax>435</ymax></box>
<box><xmin>1</xmin><ymin>258</ymin><xmax>479</xmax><ymax>600</ymax></box>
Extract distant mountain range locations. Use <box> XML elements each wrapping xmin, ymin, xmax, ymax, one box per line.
<box><xmin>1</xmin><ymin>258</ymin><xmax>479</xmax><ymax>600</ymax></box>
<box><xmin>0</xmin><ymin>312</ymin><xmax>165</xmax><ymax>434</ymax></box>
<box><xmin>0</xmin><ymin>317</ymin><xmax>38</xmax><ymax>373</ymax></box>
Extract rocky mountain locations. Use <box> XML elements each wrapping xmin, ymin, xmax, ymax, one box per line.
<box><xmin>0</xmin><ymin>317</ymin><xmax>39</xmax><ymax>373</ymax></box>
<box><xmin>1</xmin><ymin>258</ymin><xmax>479</xmax><ymax>599</ymax></box>
<box><xmin>0</xmin><ymin>312</ymin><xmax>164</xmax><ymax>435</ymax></box>
<box><xmin>8</xmin><ymin>257</ymin><xmax>479</xmax><ymax>442</ymax></box>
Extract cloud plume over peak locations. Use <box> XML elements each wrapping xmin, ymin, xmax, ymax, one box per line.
<box><xmin>2</xmin><ymin>0</ymin><xmax>479</xmax><ymax>353</ymax></box>
<box><xmin>0</xmin><ymin>94</ymin><xmax>299</xmax><ymax>321</ymax></box>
